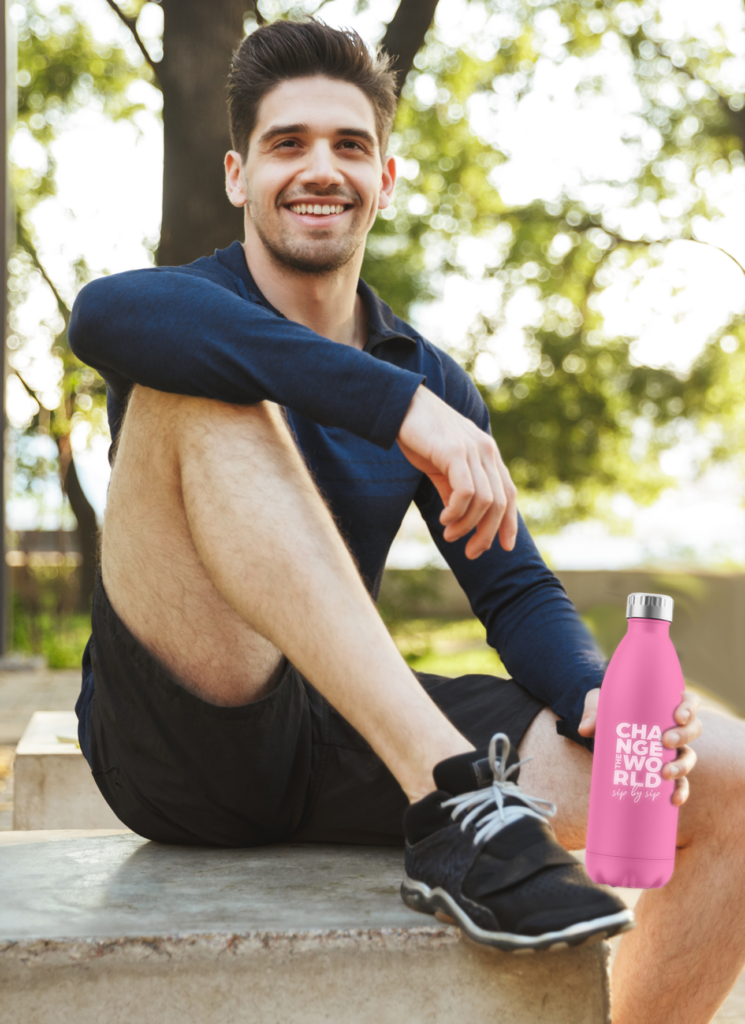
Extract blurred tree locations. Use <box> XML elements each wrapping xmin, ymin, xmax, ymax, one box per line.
<box><xmin>350</xmin><ymin>0</ymin><xmax>745</xmax><ymax>530</ymax></box>
<box><xmin>103</xmin><ymin>0</ymin><xmax>745</xmax><ymax>532</ymax></box>
<box><xmin>11</xmin><ymin>0</ymin><xmax>745</xmax><ymax>623</ymax></box>
<box><xmin>10</xmin><ymin>0</ymin><xmax>448</xmax><ymax>610</ymax></box>
<box><xmin>135</xmin><ymin>0</ymin><xmax>247</xmax><ymax>266</ymax></box>
<box><xmin>106</xmin><ymin>0</ymin><xmax>444</xmax><ymax>264</ymax></box>
<box><xmin>9</xmin><ymin>1</ymin><xmax>149</xmax><ymax>606</ymax></box>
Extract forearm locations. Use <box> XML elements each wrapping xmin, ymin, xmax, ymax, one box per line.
<box><xmin>420</xmin><ymin>497</ymin><xmax>605</xmax><ymax>734</ymax></box>
<box><xmin>408</xmin><ymin>368</ymin><xmax>605</xmax><ymax>745</ymax></box>
<box><xmin>478</xmin><ymin>553</ymin><xmax>606</xmax><ymax>750</ymax></box>
<box><xmin>68</xmin><ymin>268</ymin><xmax>425</xmax><ymax>449</ymax></box>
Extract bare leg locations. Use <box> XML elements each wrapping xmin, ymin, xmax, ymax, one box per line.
<box><xmin>516</xmin><ymin>703</ymin><xmax>745</xmax><ymax>1024</ymax></box>
<box><xmin>102</xmin><ymin>386</ymin><xmax>473</xmax><ymax>802</ymax></box>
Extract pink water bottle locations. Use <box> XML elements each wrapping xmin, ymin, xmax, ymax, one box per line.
<box><xmin>585</xmin><ymin>593</ymin><xmax>684</xmax><ymax>889</ymax></box>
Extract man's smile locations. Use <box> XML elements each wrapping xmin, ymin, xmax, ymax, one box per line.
<box><xmin>282</xmin><ymin>201</ymin><xmax>354</xmax><ymax>226</ymax></box>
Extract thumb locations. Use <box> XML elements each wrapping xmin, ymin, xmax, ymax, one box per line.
<box><xmin>579</xmin><ymin>712</ymin><xmax>595</xmax><ymax>733</ymax></box>
<box><xmin>578</xmin><ymin>687</ymin><xmax>601</xmax><ymax>734</ymax></box>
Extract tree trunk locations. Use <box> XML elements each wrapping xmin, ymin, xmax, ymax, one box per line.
<box><xmin>57</xmin><ymin>433</ymin><xmax>98</xmax><ymax>614</ymax></box>
<box><xmin>157</xmin><ymin>0</ymin><xmax>246</xmax><ymax>268</ymax></box>
<box><xmin>154</xmin><ymin>0</ymin><xmax>441</xmax><ymax>268</ymax></box>
<box><xmin>380</xmin><ymin>0</ymin><xmax>442</xmax><ymax>101</ymax></box>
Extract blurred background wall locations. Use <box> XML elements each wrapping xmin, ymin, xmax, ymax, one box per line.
<box><xmin>380</xmin><ymin>566</ymin><xmax>745</xmax><ymax>716</ymax></box>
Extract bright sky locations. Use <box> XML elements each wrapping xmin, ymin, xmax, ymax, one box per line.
<box><xmin>8</xmin><ymin>0</ymin><xmax>745</xmax><ymax>569</ymax></box>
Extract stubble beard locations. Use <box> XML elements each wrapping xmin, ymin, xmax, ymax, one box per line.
<box><xmin>247</xmin><ymin>191</ymin><xmax>363</xmax><ymax>277</ymax></box>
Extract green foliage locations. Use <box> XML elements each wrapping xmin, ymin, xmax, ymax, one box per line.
<box><xmin>580</xmin><ymin>602</ymin><xmax>627</xmax><ymax>659</ymax></box>
<box><xmin>11</xmin><ymin>593</ymin><xmax>90</xmax><ymax>669</ymax></box>
<box><xmin>386</xmin><ymin>609</ymin><xmax>608</xmax><ymax>677</ymax></box>
<box><xmin>388</xmin><ymin>615</ymin><xmax>510</xmax><ymax>676</ymax></box>
<box><xmin>357</xmin><ymin>0</ymin><xmax>745</xmax><ymax>530</ymax></box>
<box><xmin>376</xmin><ymin>566</ymin><xmax>453</xmax><ymax>625</ymax></box>
<box><xmin>14</xmin><ymin>0</ymin><xmax>151</xmax><ymax>213</ymax></box>
<box><xmin>11</xmin><ymin>0</ymin><xmax>745</xmax><ymax>541</ymax></box>
<box><xmin>9</xmin><ymin>0</ymin><xmax>154</xmax><ymax>502</ymax></box>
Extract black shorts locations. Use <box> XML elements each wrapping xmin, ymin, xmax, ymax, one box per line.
<box><xmin>80</xmin><ymin>570</ymin><xmax>548</xmax><ymax>848</ymax></box>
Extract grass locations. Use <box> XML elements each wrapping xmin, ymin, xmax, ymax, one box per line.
<box><xmin>12</xmin><ymin>607</ymin><xmax>91</xmax><ymax>670</ymax></box>
<box><xmin>8</xmin><ymin>606</ymin><xmax>745</xmax><ymax>722</ymax></box>
<box><xmin>388</xmin><ymin>616</ymin><xmax>510</xmax><ymax>677</ymax></box>
<box><xmin>8</xmin><ymin>607</ymin><xmax>504</xmax><ymax>676</ymax></box>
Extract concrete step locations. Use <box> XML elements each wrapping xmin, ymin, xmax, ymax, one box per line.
<box><xmin>13</xmin><ymin>711</ymin><xmax>125</xmax><ymax>830</ymax></box>
<box><xmin>0</xmin><ymin>830</ymin><xmax>616</xmax><ymax>1024</ymax></box>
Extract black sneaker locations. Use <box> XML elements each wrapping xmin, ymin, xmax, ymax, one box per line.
<box><xmin>401</xmin><ymin>732</ymin><xmax>636</xmax><ymax>954</ymax></box>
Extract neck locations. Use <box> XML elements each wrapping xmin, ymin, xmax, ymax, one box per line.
<box><xmin>240</xmin><ymin>237</ymin><xmax>367</xmax><ymax>351</ymax></box>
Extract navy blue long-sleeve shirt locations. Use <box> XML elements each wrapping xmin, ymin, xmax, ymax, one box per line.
<box><xmin>69</xmin><ymin>239</ymin><xmax>605</xmax><ymax>754</ymax></box>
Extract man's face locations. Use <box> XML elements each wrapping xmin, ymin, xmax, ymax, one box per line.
<box><xmin>226</xmin><ymin>75</ymin><xmax>396</xmax><ymax>276</ymax></box>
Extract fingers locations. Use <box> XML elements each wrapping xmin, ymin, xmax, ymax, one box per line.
<box><xmin>462</xmin><ymin>452</ymin><xmax>505</xmax><ymax>559</ymax></box>
<box><xmin>663</xmin><ymin>743</ymin><xmax>697</xmax><ymax>778</ymax></box>
<box><xmin>662</xmin><ymin>693</ymin><xmax>703</xmax><ymax>812</ymax></box>
<box><xmin>442</xmin><ymin>449</ymin><xmax>494</xmax><ymax>549</ymax></box>
<box><xmin>439</xmin><ymin>451</ymin><xmax>478</xmax><ymax>530</ymax></box>
<box><xmin>663</xmin><ymin>700</ymin><xmax>703</xmax><ymax>750</ymax></box>
<box><xmin>441</xmin><ymin>433</ymin><xmax>517</xmax><ymax>559</ymax></box>
<box><xmin>578</xmin><ymin>687</ymin><xmax>601</xmax><ymax>736</ymax></box>
<box><xmin>497</xmin><ymin>463</ymin><xmax>518</xmax><ymax>552</ymax></box>
<box><xmin>671</xmin><ymin>773</ymin><xmax>690</xmax><ymax>805</ymax></box>
<box><xmin>399</xmin><ymin>388</ymin><xmax>517</xmax><ymax>557</ymax></box>
<box><xmin>674</xmin><ymin>692</ymin><xmax>702</xmax><ymax>730</ymax></box>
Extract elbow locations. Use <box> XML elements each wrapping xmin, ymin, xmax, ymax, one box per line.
<box><xmin>68</xmin><ymin>277</ymin><xmax>111</xmax><ymax>364</ymax></box>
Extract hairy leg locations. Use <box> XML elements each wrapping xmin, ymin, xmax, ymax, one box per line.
<box><xmin>102</xmin><ymin>386</ymin><xmax>473</xmax><ymax>802</ymax></box>
<box><xmin>516</xmin><ymin>703</ymin><xmax>745</xmax><ymax>1024</ymax></box>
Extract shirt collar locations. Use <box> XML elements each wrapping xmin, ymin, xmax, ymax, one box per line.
<box><xmin>215</xmin><ymin>240</ymin><xmax>417</xmax><ymax>353</ymax></box>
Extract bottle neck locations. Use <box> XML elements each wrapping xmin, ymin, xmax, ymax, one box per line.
<box><xmin>627</xmin><ymin>616</ymin><xmax>671</xmax><ymax>636</ymax></box>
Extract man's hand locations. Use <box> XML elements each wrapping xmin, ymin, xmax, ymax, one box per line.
<box><xmin>578</xmin><ymin>687</ymin><xmax>702</xmax><ymax>805</ymax></box>
<box><xmin>397</xmin><ymin>385</ymin><xmax>518</xmax><ymax>559</ymax></box>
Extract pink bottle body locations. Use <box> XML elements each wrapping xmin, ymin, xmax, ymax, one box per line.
<box><xmin>585</xmin><ymin>617</ymin><xmax>685</xmax><ymax>889</ymax></box>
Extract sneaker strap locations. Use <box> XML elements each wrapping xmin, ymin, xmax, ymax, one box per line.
<box><xmin>465</xmin><ymin>834</ymin><xmax>580</xmax><ymax>898</ymax></box>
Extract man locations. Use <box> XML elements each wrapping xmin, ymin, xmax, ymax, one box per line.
<box><xmin>69</xmin><ymin>17</ymin><xmax>745</xmax><ymax>1024</ymax></box>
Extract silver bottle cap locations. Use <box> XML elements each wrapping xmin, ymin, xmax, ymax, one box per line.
<box><xmin>626</xmin><ymin>592</ymin><xmax>674</xmax><ymax>622</ymax></box>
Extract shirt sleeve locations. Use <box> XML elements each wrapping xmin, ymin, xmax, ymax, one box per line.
<box><xmin>67</xmin><ymin>266</ymin><xmax>425</xmax><ymax>451</ymax></box>
<box><xmin>413</xmin><ymin>349</ymin><xmax>606</xmax><ymax>753</ymax></box>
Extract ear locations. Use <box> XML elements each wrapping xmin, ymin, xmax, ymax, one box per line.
<box><xmin>376</xmin><ymin>154</ymin><xmax>397</xmax><ymax>211</ymax></box>
<box><xmin>225</xmin><ymin>151</ymin><xmax>247</xmax><ymax>207</ymax></box>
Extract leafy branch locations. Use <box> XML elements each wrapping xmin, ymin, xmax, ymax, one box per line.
<box><xmin>101</xmin><ymin>0</ymin><xmax>158</xmax><ymax>74</ymax></box>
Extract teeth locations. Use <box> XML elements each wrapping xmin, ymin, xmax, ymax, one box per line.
<box><xmin>288</xmin><ymin>203</ymin><xmax>346</xmax><ymax>216</ymax></box>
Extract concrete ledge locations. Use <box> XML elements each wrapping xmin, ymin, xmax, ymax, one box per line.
<box><xmin>0</xmin><ymin>831</ymin><xmax>612</xmax><ymax>1024</ymax></box>
<box><xmin>1</xmin><ymin>931</ymin><xmax>612</xmax><ymax>1024</ymax></box>
<box><xmin>13</xmin><ymin>711</ymin><xmax>125</xmax><ymax>830</ymax></box>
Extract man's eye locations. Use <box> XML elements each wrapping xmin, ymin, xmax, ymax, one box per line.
<box><xmin>275</xmin><ymin>140</ymin><xmax>363</xmax><ymax>150</ymax></box>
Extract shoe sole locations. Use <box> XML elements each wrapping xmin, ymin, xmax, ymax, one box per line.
<box><xmin>401</xmin><ymin>874</ymin><xmax>636</xmax><ymax>954</ymax></box>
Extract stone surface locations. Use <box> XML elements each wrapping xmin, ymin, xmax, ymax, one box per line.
<box><xmin>0</xmin><ymin>830</ymin><xmax>612</xmax><ymax>1024</ymax></box>
<box><xmin>13</xmin><ymin>711</ymin><xmax>124</xmax><ymax>830</ymax></box>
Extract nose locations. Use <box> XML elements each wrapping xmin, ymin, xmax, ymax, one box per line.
<box><xmin>297</xmin><ymin>140</ymin><xmax>345</xmax><ymax>189</ymax></box>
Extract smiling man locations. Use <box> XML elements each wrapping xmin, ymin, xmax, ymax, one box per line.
<box><xmin>67</xmin><ymin>18</ymin><xmax>745</xmax><ymax>1024</ymax></box>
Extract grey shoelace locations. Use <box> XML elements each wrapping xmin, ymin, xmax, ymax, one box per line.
<box><xmin>441</xmin><ymin>732</ymin><xmax>558</xmax><ymax>847</ymax></box>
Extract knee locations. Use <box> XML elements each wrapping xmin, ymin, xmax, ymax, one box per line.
<box><xmin>125</xmin><ymin>387</ymin><xmax>292</xmax><ymax>460</ymax></box>
<box><xmin>160</xmin><ymin>392</ymin><xmax>311</xmax><ymax>498</ymax></box>
<box><xmin>130</xmin><ymin>385</ymin><xmax>281</xmax><ymax>432</ymax></box>
<box><xmin>676</xmin><ymin>709</ymin><xmax>745</xmax><ymax>849</ymax></box>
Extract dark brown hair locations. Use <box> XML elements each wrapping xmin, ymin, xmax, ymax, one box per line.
<box><xmin>226</xmin><ymin>16</ymin><xmax>400</xmax><ymax>163</ymax></box>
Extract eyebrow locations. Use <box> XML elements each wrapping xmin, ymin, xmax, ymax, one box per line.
<box><xmin>257</xmin><ymin>123</ymin><xmax>376</xmax><ymax>150</ymax></box>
